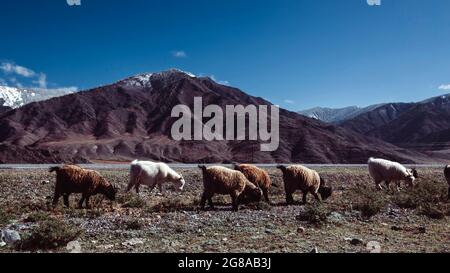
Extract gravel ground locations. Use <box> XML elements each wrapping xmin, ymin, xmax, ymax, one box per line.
<box><xmin>0</xmin><ymin>167</ymin><xmax>449</xmax><ymax>253</ymax></box>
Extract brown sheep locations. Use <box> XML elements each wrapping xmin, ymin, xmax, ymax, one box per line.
<box><xmin>277</xmin><ymin>165</ymin><xmax>332</xmax><ymax>205</ymax></box>
<box><xmin>445</xmin><ymin>165</ymin><xmax>450</xmax><ymax>199</ymax></box>
<box><xmin>233</xmin><ymin>163</ymin><xmax>273</xmax><ymax>203</ymax></box>
<box><xmin>198</xmin><ymin>165</ymin><xmax>262</xmax><ymax>211</ymax></box>
<box><xmin>50</xmin><ymin>165</ymin><xmax>117</xmax><ymax>209</ymax></box>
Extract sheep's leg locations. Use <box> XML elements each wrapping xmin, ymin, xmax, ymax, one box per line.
<box><xmin>78</xmin><ymin>195</ymin><xmax>86</xmax><ymax>209</ymax></box>
<box><xmin>301</xmin><ymin>191</ymin><xmax>309</xmax><ymax>204</ymax></box>
<box><xmin>85</xmin><ymin>196</ymin><xmax>91</xmax><ymax>209</ymax></box>
<box><xmin>52</xmin><ymin>192</ymin><xmax>61</xmax><ymax>207</ymax></box>
<box><xmin>134</xmin><ymin>183</ymin><xmax>140</xmax><ymax>194</ymax></box>
<box><xmin>208</xmin><ymin>196</ymin><xmax>214</xmax><ymax>209</ymax></box>
<box><xmin>158</xmin><ymin>181</ymin><xmax>164</xmax><ymax>195</ymax></box>
<box><xmin>231</xmin><ymin>193</ymin><xmax>239</xmax><ymax>212</ymax></box>
<box><xmin>376</xmin><ymin>181</ymin><xmax>384</xmax><ymax>191</ymax></box>
<box><xmin>200</xmin><ymin>192</ymin><xmax>209</xmax><ymax>210</ymax></box>
<box><xmin>262</xmin><ymin>188</ymin><xmax>270</xmax><ymax>203</ymax></box>
<box><xmin>312</xmin><ymin>192</ymin><xmax>322</xmax><ymax>203</ymax></box>
<box><xmin>63</xmin><ymin>194</ymin><xmax>70</xmax><ymax>208</ymax></box>
<box><xmin>395</xmin><ymin>181</ymin><xmax>401</xmax><ymax>192</ymax></box>
<box><xmin>286</xmin><ymin>192</ymin><xmax>295</xmax><ymax>205</ymax></box>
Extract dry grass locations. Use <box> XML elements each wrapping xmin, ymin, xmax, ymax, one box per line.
<box><xmin>0</xmin><ymin>166</ymin><xmax>448</xmax><ymax>253</ymax></box>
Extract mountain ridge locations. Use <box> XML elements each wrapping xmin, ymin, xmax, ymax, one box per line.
<box><xmin>0</xmin><ymin>69</ymin><xmax>433</xmax><ymax>164</ymax></box>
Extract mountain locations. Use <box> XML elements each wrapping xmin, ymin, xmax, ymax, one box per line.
<box><xmin>298</xmin><ymin>104</ymin><xmax>385</xmax><ymax>124</ymax></box>
<box><xmin>0</xmin><ymin>69</ymin><xmax>434</xmax><ymax>164</ymax></box>
<box><xmin>0</xmin><ymin>86</ymin><xmax>75</xmax><ymax>109</ymax></box>
<box><xmin>340</xmin><ymin>94</ymin><xmax>450</xmax><ymax>155</ymax></box>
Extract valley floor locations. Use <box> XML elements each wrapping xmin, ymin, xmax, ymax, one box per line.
<box><xmin>0</xmin><ymin>167</ymin><xmax>449</xmax><ymax>253</ymax></box>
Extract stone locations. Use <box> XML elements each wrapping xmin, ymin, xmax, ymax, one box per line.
<box><xmin>66</xmin><ymin>240</ymin><xmax>82</xmax><ymax>253</ymax></box>
<box><xmin>366</xmin><ymin>241</ymin><xmax>381</xmax><ymax>253</ymax></box>
<box><xmin>1</xmin><ymin>230</ymin><xmax>21</xmax><ymax>246</ymax></box>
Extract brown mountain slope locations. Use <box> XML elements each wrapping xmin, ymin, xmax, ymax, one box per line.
<box><xmin>0</xmin><ymin>70</ymin><xmax>433</xmax><ymax>164</ymax></box>
<box><xmin>341</xmin><ymin>95</ymin><xmax>450</xmax><ymax>153</ymax></box>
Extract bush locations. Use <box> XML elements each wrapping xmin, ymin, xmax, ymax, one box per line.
<box><xmin>20</xmin><ymin>218</ymin><xmax>81</xmax><ymax>250</ymax></box>
<box><xmin>148</xmin><ymin>197</ymin><xmax>196</xmax><ymax>213</ymax></box>
<box><xmin>393</xmin><ymin>180</ymin><xmax>447</xmax><ymax>209</ymax></box>
<box><xmin>0</xmin><ymin>210</ymin><xmax>11</xmax><ymax>226</ymax></box>
<box><xmin>122</xmin><ymin>219</ymin><xmax>145</xmax><ymax>230</ymax></box>
<box><xmin>419</xmin><ymin>204</ymin><xmax>446</xmax><ymax>220</ymax></box>
<box><xmin>297</xmin><ymin>203</ymin><xmax>328</xmax><ymax>227</ymax></box>
<box><xmin>24</xmin><ymin>211</ymin><xmax>50</xmax><ymax>223</ymax></box>
<box><xmin>118</xmin><ymin>194</ymin><xmax>146</xmax><ymax>208</ymax></box>
<box><xmin>350</xmin><ymin>183</ymin><xmax>387</xmax><ymax>219</ymax></box>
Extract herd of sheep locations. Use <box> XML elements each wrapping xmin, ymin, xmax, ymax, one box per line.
<box><xmin>50</xmin><ymin>158</ymin><xmax>450</xmax><ymax>210</ymax></box>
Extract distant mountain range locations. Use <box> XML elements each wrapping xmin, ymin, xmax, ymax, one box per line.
<box><xmin>0</xmin><ymin>69</ymin><xmax>431</xmax><ymax>164</ymax></box>
<box><xmin>299</xmin><ymin>94</ymin><xmax>450</xmax><ymax>158</ymax></box>
<box><xmin>298</xmin><ymin>104</ymin><xmax>385</xmax><ymax>123</ymax></box>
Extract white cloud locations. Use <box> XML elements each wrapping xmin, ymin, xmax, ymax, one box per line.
<box><xmin>33</xmin><ymin>73</ymin><xmax>47</xmax><ymax>89</ymax></box>
<box><xmin>172</xmin><ymin>51</ymin><xmax>187</xmax><ymax>58</ymax></box>
<box><xmin>34</xmin><ymin>87</ymin><xmax>78</xmax><ymax>93</ymax></box>
<box><xmin>0</xmin><ymin>61</ymin><xmax>76</xmax><ymax>92</ymax></box>
<box><xmin>284</xmin><ymin>99</ymin><xmax>295</xmax><ymax>104</ymax></box>
<box><xmin>9</xmin><ymin>77</ymin><xmax>24</xmax><ymax>88</ymax></box>
<box><xmin>438</xmin><ymin>84</ymin><xmax>450</xmax><ymax>91</ymax></box>
<box><xmin>0</xmin><ymin>62</ymin><xmax>36</xmax><ymax>78</ymax></box>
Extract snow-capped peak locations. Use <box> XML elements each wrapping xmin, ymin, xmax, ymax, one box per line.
<box><xmin>118</xmin><ymin>69</ymin><xmax>197</xmax><ymax>88</ymax></box>
<box><xmin>0</xmin><ymin>85</ymin><xmax>75</xmax><ymax>109</ymax></box>
<box><xmin>0</xmin><ymin>86</ymin><xmax>27</xmax><ymax>108</ymax></box>
<box><xmin>120</xmin><ymin>73</ymin><xmax>154</xmax><ymax>88</ymax></box>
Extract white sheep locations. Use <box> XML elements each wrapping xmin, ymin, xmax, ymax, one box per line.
<box><xmin>126</xmin><ymin>160</ymin><xmax>185</xmax><ymax>194</ymax></box>
<box><xmin>368</xmin><ymin>157</ymin><xmax>418</xmax><ymax>191</ymax></box>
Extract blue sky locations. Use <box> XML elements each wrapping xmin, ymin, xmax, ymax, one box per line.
<box><xmin>0</xmin><ymin>0</ymin><xmax>449</xmax><ymax>110</ymax></box>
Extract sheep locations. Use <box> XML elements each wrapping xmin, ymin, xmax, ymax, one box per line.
<box><xmin>368</xmin><ymin>157</ymin><xmax>418</xmax><ymax>191</ymax></box>
<box><xmin>126</xmin><ymin>160</ymin><xmax>185</xmax><ymax>195</ymax></box>
<box><xmin>198</xmin><ymin>165</ymin><xmax>262</xmax><ymax>211</ymax></box>
<box><xmin>277</xmin><ymin>165</ymin><xmax>332</xmax><ymax>205</ymax></box>
<box><xmin>233</xmin><ymin>163</ymin><xmax>273</xmax><ymax>203</ymax></box>
<box><xmin>50</xmin><ymin>165</ymin><xmax>117</xmax><ymax>209</ymax></box>
<box><xmin>445</xmin><ymin>165</ymin><xmax>450</xmax><ymax>199</ymax></box>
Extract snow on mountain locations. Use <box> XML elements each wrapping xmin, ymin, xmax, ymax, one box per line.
<box><xmin>298</xmin><ymin>104</ymin><xmax>383</xmax><ymax>124</ymax></box>
<box><xmin>0</xmin><ymin>86</ymin><xmax>75</xmax><ymax>109</ymax></box>
<box><xmin>118</xmin><ymin>69</ymin><xmax>196</xmax><ymax>88</ymax></box>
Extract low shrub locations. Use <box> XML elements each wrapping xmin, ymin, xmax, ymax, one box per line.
<box><xmin>118</xmin><ymin>194</ymin><xmax>146</xmax><ymax>208</ymax></box>
<box><xmin>297</xmin><ymin>203</ymin><xmax>329</xmax><ymax>227</ymax></box>
<box><xmin>393</xmin><ymin>180</ymin><xmax>447</xmax><ymax>209</ymax></box>
<box><xmin>20</xmin><ymin>218</ymin><xmax>81</xmax><ymax>250</ymax></box>
<box><xmin>350</xmin><ymin>183</ymin><xmax>387</xmax><ymax>219</ymax></box>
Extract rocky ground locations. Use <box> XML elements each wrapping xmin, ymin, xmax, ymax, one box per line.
<box><xmin>0</xmin><ymin>166</ymin><xmax>449</xmax><ymax>253</ymax></box>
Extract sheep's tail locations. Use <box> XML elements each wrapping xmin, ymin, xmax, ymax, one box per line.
<box><xmin>49</xmin><ymin>166</ymin><xmax>60</xmax><ymax>173</ymax></box>
<box><xmin>368</xmin><ymin>157</ymin><xmax>376</xmax><ymax>164</ymax></box>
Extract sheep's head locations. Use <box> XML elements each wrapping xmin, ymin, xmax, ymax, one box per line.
<box><xmin>276</xmin><ymin>165</ymin><xmax>287</xmax><ymax>173</ymax></box>
<box><xmin>318</xmin><ymin>186</ymin><xmax>333</xmax><ymax>200</ymax></box>
<box><xmin>105</xmin><ymin>184</ymin><xmax>117</xmax><ymax>201</ymax></box>
<box><xmin>405</xmin><ymin>169</ymin><xmax>418</xmax><ymax>187</ymax></box>
<box><xmin>175</xmin><ymin>175</ymin><xmax>186</xmax><ymax>191</ymax></box>
<box><xmin>241</xmin><ymin>185</ymin><xmax>263</xmax><ymax>203</ymax></box>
